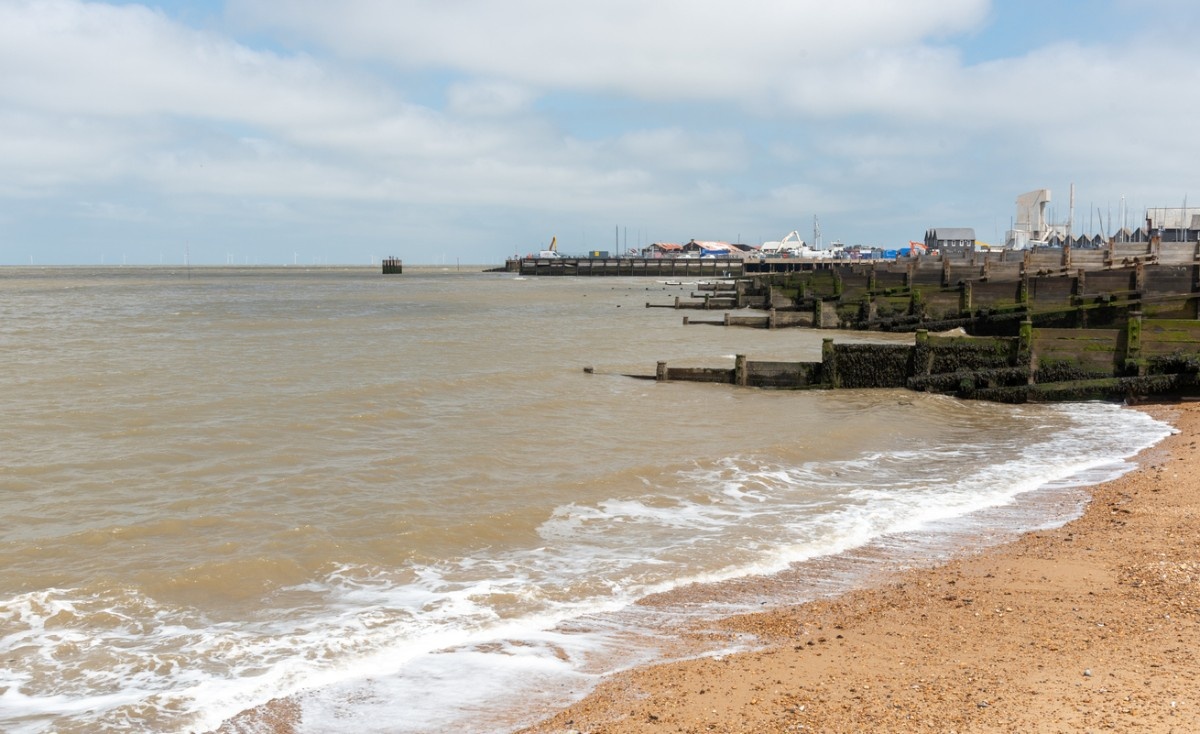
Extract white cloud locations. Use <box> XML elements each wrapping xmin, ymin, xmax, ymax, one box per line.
<box><xmin>2</xmin><ymin>0</ymin><xmax>1200</xmax><ymax>263</ymax></box>
<box><xmin>613</xmin><ymin>128</ymin><xmax>747</xmax><ymax>173</ymax></box>
<box><xmin>228</xmin><ymin>0</ymin><xmax>990</xmax><ymax>104</ymax></box>
<box><xmin>0</xmin><ymin>0</ymin><xmax>391</xmax><ymax>126</ymax></box>
<box><xmin>446</xmin><ymin>81</ymin><xmax>535</xmax><ymax>117</ymax></box>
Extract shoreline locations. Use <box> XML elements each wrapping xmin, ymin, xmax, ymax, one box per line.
<box><xmin>517</xmin><ymin>401</ymin><xmax>1199</xmax><ymax>733</ymax></box>
<box><xmin>215</xmin><ymin>402</ymin><xmax>1191</xmax><ymax>734</ymax></box>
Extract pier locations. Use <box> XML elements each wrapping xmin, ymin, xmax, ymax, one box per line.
<box><xmin>510</xmin><ymin>257</ymin><xmax>744</xmax><ymax>277</ymax></box>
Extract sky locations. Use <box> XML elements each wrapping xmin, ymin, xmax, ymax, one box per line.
<box><xmin>2</xmin><ymin>0</ymin><xmax>1199</xmax><ymax>266</ymax></box>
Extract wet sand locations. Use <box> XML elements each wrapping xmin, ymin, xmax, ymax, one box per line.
<box><xmin>519</xmin><ymin>402</ymin><xmax>1200</xmax><ymax>733</ymax></box>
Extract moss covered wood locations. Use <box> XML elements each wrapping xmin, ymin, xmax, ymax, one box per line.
<box><xmin>925</xmin><ymin>336</ymin><xmax>1017</xmax><ymax>374</ymax></box>
<box><xmin>832</xmin><ymin>344</ymin><xmax>913</xmax><ymax>388</ymax></box>
<box><xmin>822</xmin><ymin>338</ymin><xmax>838</xmax><ymax>387</ymax></box>
<box><xmin>1125</xmin><ymin>312</ymin><xmax>1143</xmax><ymax>374</ymax></box>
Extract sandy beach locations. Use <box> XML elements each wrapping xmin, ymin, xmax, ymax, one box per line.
<box><xmin>519</xmin><ymin>401</ymin><xmax>1200</xmax><ymax>734</ymax></box>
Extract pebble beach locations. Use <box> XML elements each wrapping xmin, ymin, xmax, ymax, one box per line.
<box><xmin>519</xmin><ymin>402</ymin><xmax>1200</xmax><ymax>734</ymax></box>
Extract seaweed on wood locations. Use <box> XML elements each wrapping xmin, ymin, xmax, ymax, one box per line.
<box><xmin>833</xmin><ymin>344</ymin><xmax>913</xmax><ymax>388</ymax></box>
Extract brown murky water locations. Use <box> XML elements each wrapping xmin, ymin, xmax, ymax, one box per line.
<box><xmin>0</xmin><ymin>266</ymin><xmax>1170</xmax><ymax>733</ymax></box>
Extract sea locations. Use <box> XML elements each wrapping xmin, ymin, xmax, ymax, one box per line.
<box><xmin>0</xmin><ymin>266</ymin><xmax>1174</xmax><ymax>734</ymax></box>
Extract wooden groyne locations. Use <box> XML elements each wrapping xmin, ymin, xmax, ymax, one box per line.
<box><xmin>382</xmin><ymin>258</ymin><xmax>403</xmax><ymax>274</ymax></box>
<box><xmin>649</xmin><ymin>318</ymin><xmax>1200</xmax><ymax>403</ymax></box>
<box><xmin>655</xmin><ymin>244</ymin><xmax>1200</xmax><ymax>336</ymax></box>
<box><xmin>639</xmin><ymin>240</ymin><xmax>1200</xmax><ymax>402</ymax></box>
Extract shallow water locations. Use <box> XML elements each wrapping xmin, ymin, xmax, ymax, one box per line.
<box><xmin>0</xmin><ymin>266</ymin><xmax>1173</xmax><ymax>733</ymax></box>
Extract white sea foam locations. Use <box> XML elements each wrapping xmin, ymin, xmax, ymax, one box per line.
<box><xmin>0</xmin><ymin>400</ymin><xmax>1173</xmax><ymax>734</ymax></box>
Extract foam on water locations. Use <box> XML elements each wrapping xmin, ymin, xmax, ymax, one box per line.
<box><xmin>0</xmin><ymin>400</ymin><xmax>1172</xmax><ymax>734</ymax></box>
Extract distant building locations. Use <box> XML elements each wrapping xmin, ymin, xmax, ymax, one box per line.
<box><xmin>682</xmin><ymin>240</ymin><xmax>740</xmax><ymax>257</ymax></box>
<box><xmin>925</xmin><ymin>227</ymin><xmax>976</xmax><ymax>253</ymax></box>
<box><xmin>1145</xmin><ymin>207</ymin><xmax>1200</xmax><ymax>242</ymax></box>
<box><xmin>1005</xmin><ymin>189</ymin><xmax>1052</xmax><ymax>248</ymax></box>
<box><xmin>645</xmin><ymin>242</ymin><xmax>684</xmax><ymax>257</ymax></box>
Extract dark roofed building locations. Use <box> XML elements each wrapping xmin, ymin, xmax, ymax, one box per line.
<box><xmin>925</xmin><ymin>227</ymin><xmax>976</xmax><ymax>253</ymax></box>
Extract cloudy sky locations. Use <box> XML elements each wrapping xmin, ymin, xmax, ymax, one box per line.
<box><xmin>2</xmin><ymin>0</ymin><xmax>1198</xmax><ymax>265</ymax></box>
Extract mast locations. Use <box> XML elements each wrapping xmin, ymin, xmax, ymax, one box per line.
<box><xmin>1068</xmin><ymin>183</ymin><xmax>1074</xmax><ymax>240</ymax></box>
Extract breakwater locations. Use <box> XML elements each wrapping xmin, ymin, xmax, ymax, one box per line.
<box><xmin>661</xmin><ymin>244</ymin><xmax>1199</xmax><ymax>333</ymax></box>
<box><xmin>642</xmin><ymin>240</ymin><xmax>1200</xmax><ymax>402</ymax></box>
<box><xmin>651</xmin><ymin>317</ymin><xmax>1200</xmax><ymax>402</ymax></box>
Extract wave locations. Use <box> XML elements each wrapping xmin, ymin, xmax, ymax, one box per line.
<box><xmin>0</xmin><ymin>402</ymin><xmax>1171</xmax><ymax>733</ymax></box>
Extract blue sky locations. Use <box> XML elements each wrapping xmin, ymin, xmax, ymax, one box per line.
<box><xmin>2</xmin><ymin>0</ymin><xmax>1198</xmax><ymax>265</ymax></box>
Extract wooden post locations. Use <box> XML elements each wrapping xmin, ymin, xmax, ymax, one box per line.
<box><xmin>821</xmin><ymin>338</ymin><xmax>838</xmax><ymax>388</ymax></box>
<box><xmin>1126</xmin><ymin>311</ymin><xmax>1143</xmax><ymax>375</ymax></box>
<box><xmin>1075</xmin><ymin>269</ymin><xmax>1088</xmax><ymax>328</ymax></box>
<box><xmin>909</xmin><ymin>288</ymin><xmax>925</xmax><ymax>318</ymax></box>
<box><xmin>656</xmin><ymin>361</ymin><xmax>668</xmax><ymax>381</ymax></box>
<box><xmin>914</xmin><ymin>329</ymin><xmax>932</xmax><ymax>383</ymax></box>
<box><xmin>1194</xmin><ymin>264</ymin><xmax>1200</xmax><ymax>319</ymax></box>
<box><xmin>735</xmin><ymin>354</ymin><xmax>748</xmax><ymax>386</ymax></box>
<box><xmin>1019</xmin><ymin>319</ymin><xmax>1035</xmax><ymax>384</ymax></box>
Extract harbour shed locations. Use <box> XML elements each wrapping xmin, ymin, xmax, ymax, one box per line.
<box><xmin>925</xmin><ymin>227</ymin><xmax>977</xmax><ymax>253</ymax></box>
<box><xmin>682</xmin><ymin>240</ymin><xmax>739</xmax><ymax>257</ymax></box>
<box><xmin>646</xmin><ymin>242</ymin><xmax>685</xmax><ymax>257</ymax></box>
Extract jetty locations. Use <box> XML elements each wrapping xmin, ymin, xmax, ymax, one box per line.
<box><xmin>508</xmin><ymin>256</ymin><xmax>744</xmax><ymax>277</ymax></box>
